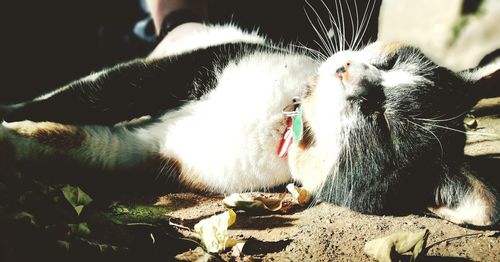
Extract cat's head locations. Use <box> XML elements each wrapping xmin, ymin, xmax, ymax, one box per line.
<box><xmin>293</xmin><ymin>42</ymin><xmax>499</xmax><ymax>213</ymax></box>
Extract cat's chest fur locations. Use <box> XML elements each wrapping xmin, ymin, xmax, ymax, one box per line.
<box><xmin>157</xmin><ymin>52</ymin><xmax>318</xmax><ymax>192</ymax></box>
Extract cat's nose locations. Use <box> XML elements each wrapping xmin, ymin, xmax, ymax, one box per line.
<box><xmin>334</xmin><ymin>60</ymin><xmax>380</xmax><ymax>86</ymax></box>
<box><xmin>335</xmin><ymin>61</ymin><xmax>351</xmax><ymax>80</ymax></box>
<box><xmin>333</xmin><ymin>60</ymin><xmax>384</xmax><ymax>102</ymax></box>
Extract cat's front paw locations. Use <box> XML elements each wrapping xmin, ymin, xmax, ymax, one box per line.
<box><xmin>429</xmin><ymin>202</ymin><xmax>498</xmax><ymax>227</ymax></box>
<box><xmin>430</xmin><ymin>174</ymin><xmax>499</xmax><ymax>226</ymax></box>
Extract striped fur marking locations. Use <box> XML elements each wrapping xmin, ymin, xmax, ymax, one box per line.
<box><xmin>6</xmin><ymin>121</ymin><xmax>85</xmax><ymax>150</ymax></box>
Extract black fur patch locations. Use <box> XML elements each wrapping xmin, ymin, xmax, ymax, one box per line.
<box><xmin>318</xmin><ymin>51</ymin><xmax>476</xmax><ymax>215</ymax></box>
<box><xmin>2</xmin><ymin>43</ymin><xmax>268</xmax><ymax>125</ymax></box>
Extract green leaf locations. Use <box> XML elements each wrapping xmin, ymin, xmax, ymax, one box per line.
<box><xmin>68</xmin><ymin>222</ymin><xmax>91</xmax><ymax>237</ymax></box>
<box><xmin>234</xmin><ymin>200</ymin><xmax>264</xmax><ymax>209</ymax></box>
<box><xmin>12</xmin><ymin>211</ymin><xmax>38</xmax><ymax>227</ymax></box>
<box><xmin>74</xmin><ymin>205</ymin><xmax>85</xmax><ymax>216</ymax></box>
<box><xmin>60</xmin><ymin>185</ymin><xmax>93</xmax><ymax>216</ymax></box>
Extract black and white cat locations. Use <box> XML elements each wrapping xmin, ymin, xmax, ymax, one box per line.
<box><xmin>1</xmin><ymin>23</ymin><xmax>499</xmax><ymax>226</ymax></box>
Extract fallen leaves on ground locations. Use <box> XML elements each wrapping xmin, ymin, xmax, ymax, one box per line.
<box><xmin>286</xmin><ymin>183</ymin><xmax>312</xmax><ymax>206</ymax></box>
<box><xmin>223</xmin><ymin>193</ymin><xmax>288</xmax><ymax>212</ymax></box>
<box><xmin>364</xmin><ymin>229</ymin><xmax>430</xmax><ymax>262</ymax></box>
<box><xmin>194</xmin><ymin>209</ymin><xmax>239</xmax><ymax>253</ymax></box>
<box><xmin>60</xmin><ymin>184</ymin><xmax>93</xmax><ymax>216</ymax></box>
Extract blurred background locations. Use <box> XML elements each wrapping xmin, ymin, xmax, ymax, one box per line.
<box><xmin>0</xmin><ymin>0</ymin><xmax>381</xmax><ymax>104</ymax></box>
<box><xmin>379</xmin><ymin>0</ymin><xmax>500</xmax><ymax>71</ymax></box>
<box><xmin>1</xmin><ymin>0</ymin><xmax>498</xmax><ymax>104</ymax></box>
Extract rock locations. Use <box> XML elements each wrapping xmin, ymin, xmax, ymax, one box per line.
<box><xmin>379</xmin><ymin>0</ymin><xmax>500</xmax><ymax>71</ymax></box>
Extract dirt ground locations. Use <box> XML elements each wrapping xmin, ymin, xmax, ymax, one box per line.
<box><xmin>162</xmin><ymin>98</ymin><xmax>500</xmax><ymax>261</ymax></box>
<box><xmin>165</xmin><ymin>193</ymin><xmax>499</xmax><ymax>261</ymax></box>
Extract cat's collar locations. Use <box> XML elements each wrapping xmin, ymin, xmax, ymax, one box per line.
<box><xmin>277</xmin><ymin>97</ymin><xmax>303</xmax><ymax>158</ymax></box>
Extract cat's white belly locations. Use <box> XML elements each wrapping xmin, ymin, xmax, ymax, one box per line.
<box><xmin>158</xmin><ymin>52</ymin><xmax>318</xmax><ymax>192</ymax></box>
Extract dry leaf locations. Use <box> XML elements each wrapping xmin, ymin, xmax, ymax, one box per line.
<box><xmin>194</xmin><ymin>209</ymin><xmax>237</xmax><ymax>253</ymax></box>
<box><xmin>223</xmin><ymin>194</ymin><xmax>261</xmax><ymax>209</ymax></box>
<box><xmin>364</xmin><ymin>229</ymin><xmax>429</xmax><ymax>262</ymax></box>
<box><xmin>226</xmin><ymin>238</ymin><xmax>246</xmax><ymax>250</ymax></box>
<box><xmin>223</xmin><ymin>193</ymin><xmax>287</xmax><ymax>212</ymax></box>
<box><xmin>255</xmin><ymin>194</ymin><xmax>287</xmax><ymax>211</ymax></box>
<box><xmin>231</xmin><ymin>241</ymin><xmax>247</xmax><ymax>257</ymax></box>
<box><xmin>286</xmin><ymin>183</ymin><xmax>311</xmax><ymax>206</ymax></box>
<box><xmin>465</xmin><ymin>119</ymin><xmax>478</xmax><ymax>129</ymax></box>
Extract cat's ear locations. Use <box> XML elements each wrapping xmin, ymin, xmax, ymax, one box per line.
<box><xmin>460</xmin><ymin>60</ymin><xmax>500</xmax><ymax>101</ymax></box>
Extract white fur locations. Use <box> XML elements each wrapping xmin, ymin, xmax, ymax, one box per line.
<box><xmin>381</xmin><ymin>70</ymin><xmax>423</xmax><ymax>88</ymax></box>
<box><xmin>1</xmin><ymin>25</ymin><xmax>317</xmax><ymax>193</ymax></box>
<box><xmin>430</xmin><ymin>194</ymin><xmax>497</xmax><ymax>226</ymax></box>
<box><xmin>288</xmin><ymin>52</ymin><xmax>354</xmax><ymax>192</ymax></box>
<box><xmin>463</xmin><ymin>60</ymin><xmax>500</xmax><ymax>82</ymax></box>
<box><xmin>149</xmin><ymin>24</ymin><xmax>266</xmax><ymax>58</ymax></box>
<box><xmin>148</xmin><ymin>25</ymin><xmax>320</xmax><ymax>192</ymax></box>
<box><xmin>158</xmin><ymin>51</ymin><xmax>318</xmax><ymax>192</ymax></box>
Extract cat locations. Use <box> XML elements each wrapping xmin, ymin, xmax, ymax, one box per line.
<box><xmin>1</xmin><ymin>23</ymin><xmax>499</xmax><ymax>227</ymax></box>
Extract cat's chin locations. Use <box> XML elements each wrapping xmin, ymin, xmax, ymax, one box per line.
<box><xmin>287</xmin><ymin>143</ymin><xmax>329</xmax><ymax>195</ymax></box>
<box><xmin>286</xmin><ymin>102</ymin><xmax>344</xmax><ymax>196</ymax></box>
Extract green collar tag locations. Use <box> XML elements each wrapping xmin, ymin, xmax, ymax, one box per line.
<box><xmin>291</xmin><ymin>106</ymin><xmax>303</xmax><ymax>145</ymax></box>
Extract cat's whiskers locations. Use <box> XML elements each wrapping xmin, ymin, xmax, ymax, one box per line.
<box><xmin>336</xmin><ymin>0</ymin><xmax>347</xmax><ymax>50</ymax></box>
<box><xmin>155</xmin><ymin>158</ymin><xmax>169</xmax><ymax>181</ymax></box>
<box><xmin>318</xmin><ymin>0</ymin><xmax>341</xmax><ymax>53</ymax></box>
<box><xmin>353</xmin><ymin>0</ymin><xmax>377</xmax><ymax>51</ymax></box>
<box><xmin>351</xmin><ymin>0</ymin><xmax>362</xmax><ymax>50</ymax></box>
<box><xmin>331</xmin><ymin>0</ymin><xmax>344</xmax><ymax>51</ymax></box>
<box><xmin>290</xmin><ymin>43</ymin><xmax>329</xmax><ymax>62</ymax></box>
<box><xmin>406</xmin><ymin>119</ymin><xmax>445</xmax><ymax>158</ymax></box>
<box><xmin>383</xmin><ymin>111</ymin><xmax>392</xmax><ymax>132</ymax></box>
<box><xmin>342</xmin><ymin>0</ymin><xmax>357</xmax><ymax>50</ymax></box>
<box><xmin>335</xmin><ymin>0</ymin><xmax>377</xmax><ymax>52</ymax></box>
<box><xmin>346</xmin><ymin>131</ymin><xmax>355</xmax><ymax>205</ymax></box>
<box><xmin>419</xmin><ymin>121</ymin><xmax>500</xmax><ymax>139</ymax></box>
<box><xmin>407</xmin><ymin>109</ymin><xmax>498</xmax><ymax>138</ymax></box>
<box><xmin>412</xmin><ymin>111</ymin><xmax>468</xmax><ymax>123</ymax></box>
<box><xmin>304</xmin><ymin>12</ymin><xmax>332</xmax><ymax>57</ymax></box>
<box><xmin>305</xmin><ymin>0</ymin><xmax>378</xmax><ymax>57</ymax></box>
<box><xmin>305</xmin><ymin>0</ymin><xmax>336</xmax><ymax>56</ymax></box>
